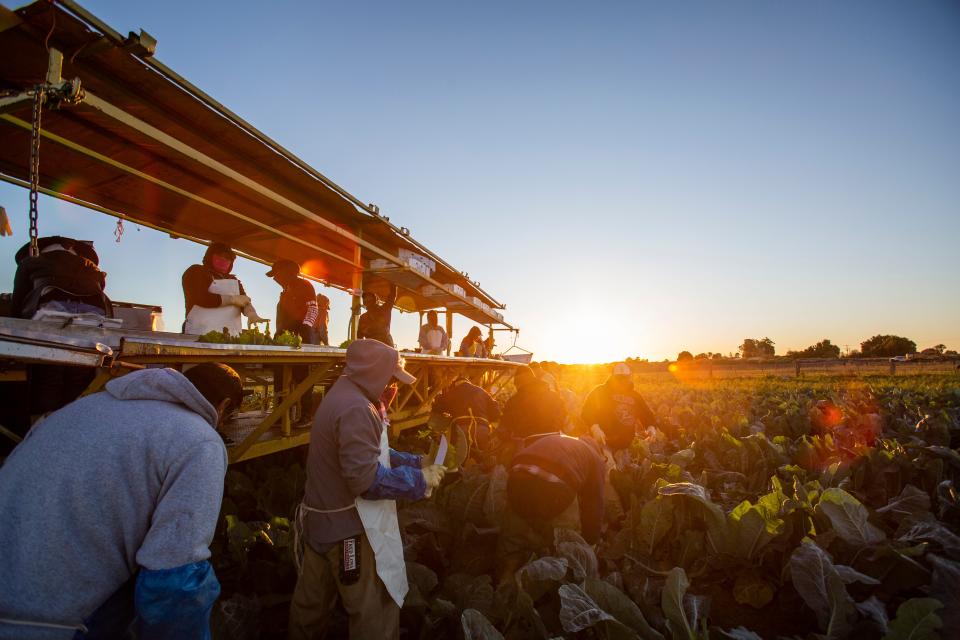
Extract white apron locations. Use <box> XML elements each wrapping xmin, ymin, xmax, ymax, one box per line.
<box><xmin>184</xmin><ymin>278</ymin><xmax>242</xmax><ymax>336</ymax></box>
<box><xmin>356</xmin><ymin>421</ymin><xmax>409</xmax><ymax>607</ymax></box>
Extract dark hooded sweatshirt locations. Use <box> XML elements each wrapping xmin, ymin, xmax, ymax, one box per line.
<box><xmin>510</xmin><ymin>435</ymin><xmax>605</xmax><ymax>544</ymax></box>
<box><xmin>581</xmin><ymin>378</ymin><xmax>657</xmax><ymax>450</ymax></box>
<box><xmin>303</xmin><ymin>339</ymin><xmax>425</xmax><ymax>553</ymax></box>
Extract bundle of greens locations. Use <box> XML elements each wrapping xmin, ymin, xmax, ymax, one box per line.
<box><xmin>197</xmin><ymin>325</ymin><xmax>303</xmax><ymax>348</ymax></box>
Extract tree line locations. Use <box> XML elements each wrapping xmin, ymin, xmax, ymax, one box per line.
<box><xmin>674</xmin><ymin>335</ymin><xmax>956</xmax><ymax>362</ymax></box>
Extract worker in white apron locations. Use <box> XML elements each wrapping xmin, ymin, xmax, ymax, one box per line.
<box><xmin>417</xmin><ymin>309</ymin><xmax>449</xmax><ymax>355</ymax></box>
<box><xmin>181</xmin><ymin>242</ymin><xmax>267</xmax><ymax>335</ymax></box>
<box><xmin>288</xmin><ymin>340</ymin><xmax>447</xmax><ymax>640</ymax></box>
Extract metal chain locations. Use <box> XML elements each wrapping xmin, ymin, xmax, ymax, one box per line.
<box><xmin>28</xmin><ymin>86</ymin><xmax>45</xmax><ymax>258</ymax></box>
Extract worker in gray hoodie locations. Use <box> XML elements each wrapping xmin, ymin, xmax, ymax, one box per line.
<box><xmin>289</xmin><ymin>339</ymin><xmax>446</xmax><ymax>640</ymax></box>
<box><xmin>0</xmin><ymin>363</ymin><xmax>241</xmax><ymax>640</ymax></box>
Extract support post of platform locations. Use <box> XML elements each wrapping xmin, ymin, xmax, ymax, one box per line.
<box><xmin>349</xmin><ymin>238</ymin><xmax>362</xmax><ymax>341</ymax></box>
<box><xmin>445</xmin><ymin>310</ymin><xmax>453</xmax><ymax>356</ymax></box>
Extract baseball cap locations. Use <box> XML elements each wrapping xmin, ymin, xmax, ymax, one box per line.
<box><xmin>394</xmin><ymin>355</ymin><xmax>417</xmax><ymax>385</ymax></box>
<box><xmin>612</xmin><ymin>363</ymin><xmax>631</xmax><ymax>376</ymax></box>
<box><xmin>266</xmin><ymin>259</ymin><xmax>300</xmax><ymax>277</ymax></box>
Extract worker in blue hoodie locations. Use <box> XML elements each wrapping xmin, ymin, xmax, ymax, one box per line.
<box><xmin>289</xmin><ymin>339</ymin><xmax>446</xmax><ymax>640</ymax></box>
<box><xmin>0</xmin><ymin>363</ymin><xmax>241</xmax><ymax>640</ymax></box>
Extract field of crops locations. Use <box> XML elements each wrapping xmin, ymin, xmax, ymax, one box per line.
<box><xmin>210</xmin><ymin>373</ymin><xmax>960</xmax><ymax>640</ymax></box>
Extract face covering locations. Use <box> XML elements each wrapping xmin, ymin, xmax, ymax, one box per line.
<box><xmin>210</xmin><ymin>255</ymin><xmax>233</xmax><ymax>274</ymax></box>
<box><xmin>380</xmin><ymin>383</ymin><xmax>399</xmax><ymax>409</ymax></box>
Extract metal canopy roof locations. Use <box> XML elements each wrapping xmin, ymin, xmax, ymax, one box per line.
<box><xmin>0</xmin><ymin>0</ymin><xmax>511</xmax><ymax>328</ymax></box>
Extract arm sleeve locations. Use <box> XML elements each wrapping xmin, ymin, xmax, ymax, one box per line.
<box><xmin>362</xmin><ymin>463</ymin><xmax>426</xmax><ymax>501</ymax></box>
<box><xmin>300</xmin><ymin>281</ymin><xmax>319</xmax><ymax>326</ymax></box>
<box><xmin>182</xmin><ymin>266</ymin><xmax>223</xmax><ymax>310</ymax></box>
<box><xmin>389</xmin><ymin>448</ymin><xmax>423</xmax><ymax>468</ymax></box>
<box><xmin>581</xmin><ymin>388</ymin><xmax>601</xmax><ymax>427</ymax></box>
<box><xmin>385</xmin><ymin>284</ymin><xmax>398</xmax><ymax>307</ymax></box>
<box><xmin>485</xmin><ymin>391</ymin><xmax>501</xmax><ymax>421</ymax></box>
<box><xmin>634</xmin><ymin>394</ymin><xmax>657</xmax><ymax>427</ymax></box>
<box><xmin>579</xmin><ymin>453</ymin><xmax>606</xmax><ymax>544</ymax></box>
<box><xmin>136</xmin><ymin>440</ymin><xmax>227</xmax><ymax>570</ymax></box>
<box><xmin>356</xmin><ymin>313</ymin><xmax>369</xmax><ymax>339</ymax></box>
<box><xmin>135</xmin><ymin>560</ymin><xmax>219</xmax><ymax>640</ymax></box>
<box><xmin>418</xmin><ymin>325</ymin><xmax>429</xmax><ymax>349</ymax></box>
<box><xmin>337</xmin><ymin>406</ymin><xmax>384</xmax><ymax>496</ymax></box>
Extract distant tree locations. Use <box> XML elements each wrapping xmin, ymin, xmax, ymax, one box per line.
<box><xmin>694</xmin><ymin>352</ymin><xmax>710</xmax><ymax>360</ymax></box>
<box><xmin>860</xmin><ymin>335</ymin><xmax>917</xmax><ymax>358</ymax></box>
<box><xmin>933</xmin><ymin>344</ymin><xmax>946</xmax><ymax>355</ymax></box>
<box><xmin>740</xmin><ymin>337</ymin><xmax>775</xmax><ymax>359</ymax></box>
<box><xmin>787</xmin><ymin>339</ymin><xmax>841</xmax><ymax>359</ymax></box>
<box><xmin>677</xmin><ymin>351</ymin><xmax>694</xmax><ymax>362</ymax></box>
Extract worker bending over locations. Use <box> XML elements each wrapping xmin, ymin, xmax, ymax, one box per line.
<box><xmin>497</xmin><ymin>434</ymin><xmax>605</xmax><ymax>582</ymax></box>
<box><xmin>0</xmin><ymin>363</ymin><xmax>241</xmax><ymax>639</ymax></box>
<box><xmin>499</xmin><ymin>365</ymin><xmax>567</xmax><ymax>441</ymax></box>
<box><xmin>289</xmin><ymin>340</ymin><xmax>445</xmax><ymax>640</ymax></box>
<box><xmin>581</xmin><ymin>362</ymin><xmax>657</xmax><ymax>452</ymax></box>
<box><xmin>431</xmin><ymin>370</ymin><xmax>501</xmax><ymax>457</ymax></box>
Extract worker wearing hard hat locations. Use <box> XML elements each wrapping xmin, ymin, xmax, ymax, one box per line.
<box><xmin>288</xmin><ymin>340</ymin><xmax>446</xmax><ymax>640</ymax></box>
<box><xmin>181</xmin><ymin>242</ymin><xmax>267</xmax><ymax>336</ymax></box>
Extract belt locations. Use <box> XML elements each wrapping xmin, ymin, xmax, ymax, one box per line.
<box><xmin>511</xmin><ymin>463</ymin><xmax>566</xmax><ymax>485</ymax></box>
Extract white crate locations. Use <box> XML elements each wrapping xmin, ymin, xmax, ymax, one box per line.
<box><xmin>405</xmin><ymin>258</ymin><xmax>432</xmax><ymax>277</ymax></box>
<box><xmin>421</xmin><ymin>284</ymin><xmax>442</xmax><ymax>297</ymax></box>
<box><xmin>398</xmin><ymin>248</ymin><xmax>436</xmax><ymax>272</ymax></box>
<box><xmin>449</xmin><ymin>284</ymin><xmax>466</xmax><ymax>297</ymax></box>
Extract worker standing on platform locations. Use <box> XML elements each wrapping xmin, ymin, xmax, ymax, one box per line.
<box><xmin>182</xmin><ymin>242</ymin><xmax>267</xmax><ymax>335</ymax></box>
<box><xmin>456</xmin><ymin>326</ymin><xmax>488</xmax><ymax>358</ymax></box>
<box><xmin>0</xmin><ymin>363</ymin><xmax>241</xmax><ymax>639</ymax></box>
<box><xmin>497</xmin><ymin>434</ymin><xmax>605</xmax><ymax>583</ymax></box>
<box><xmin>357</xmin><ymin>283</ymin><xmax>398</xmax><ymax>346</ymax></box>
<box><xmin>418</xmin><ymin>310</ymin><xmax>449</xmax><ymax>355</ymax></box>
<box><xmin>268</xmin><ymin>259</ymin><xmax>320</xmax><ymax>345</ymax></box>
<box><xmin>268</xmin><ymin>259</ymin><xmax>320</xmax><ymax>422</ymax></box>
<box><xmin>288</xmin><ymin>339</ymin><xmax>446</xmax><ymax>640</ymax></box>
<box><xmin>315</xmin><ymin>293</ymin><xmax>331</xmax><ymax>346</ymax></box>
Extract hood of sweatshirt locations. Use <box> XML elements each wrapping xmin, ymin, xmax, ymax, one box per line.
<box><xmin>343</xmin><ymin>339</ymin><xmax>405</xmax><ymax>402</ymax></box>
<box><xmin>104</xmin><ymin>368</ymin><xmax>219</xmax><ymax>427</ymax></box>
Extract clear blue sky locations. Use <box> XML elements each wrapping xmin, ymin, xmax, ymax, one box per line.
<box><xmin>1</xmin><ymin>0</ymin><xmax>958</xmax><ymax>362</ymax></box>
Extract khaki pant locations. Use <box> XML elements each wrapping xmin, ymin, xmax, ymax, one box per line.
<box><xmin>288</xmin><ymin>533</ymin><xmax>399</xmax><ymax>640</ymax></box>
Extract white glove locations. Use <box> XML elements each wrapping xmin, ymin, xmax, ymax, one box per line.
<box><xmin>421</xmin><ymin>464</ymin><xmax>447</xmax><ymax>498</ymax></box>
<box><xmin>590</xmin><ymin>424</ymin><xmax>607</xmax><ymax>448</ymax></box>
<box><xmin>221</xmin><ymin>293</ymin><xmax>251</xmax><ymax>308</ymax></box>
<box><xmin>242</xmin><ymin>304</ymin><xmax>269</xmax><ymax>323</ymax></box>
